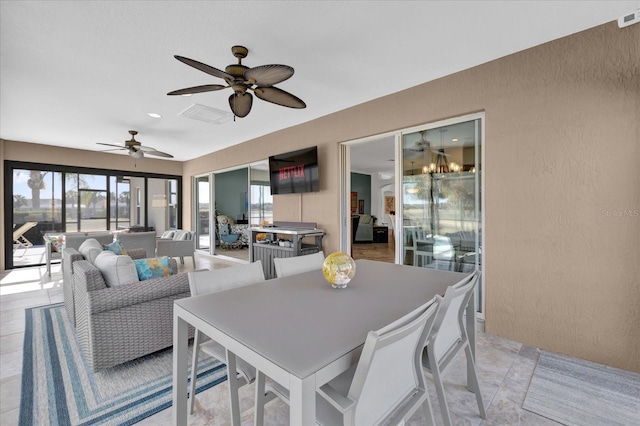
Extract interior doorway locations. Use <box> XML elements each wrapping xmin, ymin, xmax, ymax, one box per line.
<box><xmin>348</xmin><ymin>135</ymin><xmax>396</xmax><ymax>264</ymax></box>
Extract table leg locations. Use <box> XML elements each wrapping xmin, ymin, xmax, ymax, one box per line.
<box><xmin>172</xmin><ymin>313</ymin><xmax>189</xmax><ymax>426</ymax></box>
<box><xmin>254</xmin><ymin>371</ymin><xmax>266</xmax><ymax>426</ymax></box>
<box><xmin>46</xmin><ymin>241</ymin><xmax>52</xmax><ymax>277</ymax></box>
<box><xmin>289</xmin><ymin>375</ymin><xmax>316</xmax><ymax>425</ymax></box>
<box><xmin>226</xmin><ymin>349</ymin><xmax>241</xmax><ymax>426</ymax></box>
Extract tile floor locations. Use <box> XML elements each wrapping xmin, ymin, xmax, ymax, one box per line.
<box><xmin>2</xmin><ymin>253</ymin><xmax>565</xmax><ymax>425</ymax></box>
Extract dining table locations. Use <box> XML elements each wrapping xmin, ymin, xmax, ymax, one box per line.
<box><xmin>172</xmin><ymin>259</ymin><xmax>477</xmax><ymax>425</ymax></box>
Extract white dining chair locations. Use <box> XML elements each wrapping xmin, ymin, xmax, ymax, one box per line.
<box><xmin>413</xmin><ymin>227</ymin><xmax>433</xmax><ymax>267</ymax></box>
<box><xmin>187</xmin><ymin>260</ymin><xmax>265</xmax><ymax>424</ymax></box>
<box><xmin>421</xmin><ymin>270</ymin><xmax>485</xmax><ymax>426</ymax></box>
<box><xmin>254</xmin><ymin>297</ymin><xmax>440</xmax><ymax>426</ymax></box>
<box><xmin>273</xmin><ymin>250</ymin><xmax>325</xmax><ymax>277</ymax></box>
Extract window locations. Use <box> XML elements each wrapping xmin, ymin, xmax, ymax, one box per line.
<box><xmin>4</xmin><ymin>161</ymin><xmax>181</xmax><ymax>269</ymax></box>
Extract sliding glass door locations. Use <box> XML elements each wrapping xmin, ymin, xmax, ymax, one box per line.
<box><xmin>194</xmin><ymin>175</ymin><xmax>211</xmax><ymax>251</ymax></box>
<box><xmin>401</xmin><ymin>115</ymin><xmax>483</xmax><ymax>310</ymax></box>
<box><xmin>339</xmin><ymin>113</ymin><xmax>484</xmax><ymax>314</ymax></box>
<box><xmin>5</xmin><ymin>161</ymin><xmax>181</xmax><ymax>269</ymax></box>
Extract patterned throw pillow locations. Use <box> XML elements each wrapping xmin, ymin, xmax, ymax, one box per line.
<box><xmin>46</xmin><ymin>236</ymin><xmax>64</xmax><ymax>252</ymax></box>
<box><xmin>103</xmin><ymin>240</ymin><xmax>127</xmax><ymax>255</ymax></box>
<box><xmin>134</xmin><ymin>257</ymin><xmax>173</xmax><ymax>281</ymax></box>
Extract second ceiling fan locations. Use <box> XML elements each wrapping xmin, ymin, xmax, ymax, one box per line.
<box><xmin>168</xmin><ymin>45</ymin><xmax>306</xmax><ymax>118</ymax></box>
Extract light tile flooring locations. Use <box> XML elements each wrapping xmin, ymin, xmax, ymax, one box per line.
<box><xmin>2</xmin><ymin>253</ymin><xmax>566</xmax><ymax>425</ymax></box>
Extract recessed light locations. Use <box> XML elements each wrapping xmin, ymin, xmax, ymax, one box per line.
<box><xmin>148</xmin><ymin>112</ymin><xmax>162</xmax><ymax>118</ymax></box>
<box><xmin>451</xmin><ymin>138</ymin><xmax>458</xmax><ymax>142</ymax></box>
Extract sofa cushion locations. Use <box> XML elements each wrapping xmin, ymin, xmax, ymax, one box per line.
<box><xmin>173</xmin><ymin>230</ymin><xmax>191</xmax><ymax>241</ymax></box>
<box><xmin>93</xmin><ymin>251</ymin><xmax>139</xmax><ymax>287</ymax></box>
<box><xmin>160</xmin><ymin>230</ymin><xmax>176</xmax><ymax>239</ymax></box>
<box><xmin>359</xmin><ymin>214</ymin><xmax>373</xmax><ymax>225</ymax></box>
<box><xmin>103</xmin><ymin>240</ymin><xmax>127</xmax><ymax>255</ymax></box>
<box><xmin>134</xmin><ymin>256</ymin><xmax>173</xmax><ymax>281</ymax></box>
<box><xmin>78</xmin><ymin>238</ymin><xmax>103</xmax><ymax>264</ymax></box>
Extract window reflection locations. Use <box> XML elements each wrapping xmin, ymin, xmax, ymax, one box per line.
<box><xmin>401</xmin><ymin>119</ymin><xmax>482</xmax><ymax>273</ymax></box>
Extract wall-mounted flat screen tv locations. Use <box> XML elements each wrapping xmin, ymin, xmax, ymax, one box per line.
<box><xmin>269</xmin><ymin>146</ymin><xmax>319</xmax><ymax>195</ymax></box>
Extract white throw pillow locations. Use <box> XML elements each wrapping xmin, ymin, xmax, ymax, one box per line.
<box><xmin>94</xmin><ymin>251</ymin><xmax>140</xmax><ymax>287</ymax></box>
<box><xmin>78</xmin><ymin>238</ymin><xmax>103</xmax><ymax>265</ymax></box>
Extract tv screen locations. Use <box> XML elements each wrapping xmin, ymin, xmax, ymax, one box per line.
<box><xmin>269</xmin><ymin>146</ymin><xmax>319</xmax><ymax>195</ymax></box>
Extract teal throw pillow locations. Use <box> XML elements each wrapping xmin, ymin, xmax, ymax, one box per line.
<box><xmin>134</xmin><ymin>256</ymin><xmax>173</xmax><ymax>281</ymax></box>
<box><xmin>103</xmin><ymin>240</ymin><xmax>127</xmax><ymax>255</ymax></box>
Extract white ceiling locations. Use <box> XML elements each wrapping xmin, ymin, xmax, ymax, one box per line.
<box><xmin>1</xmin><ymin>1</ymin><xmax>636</xmax><ymax>162</ymax></box>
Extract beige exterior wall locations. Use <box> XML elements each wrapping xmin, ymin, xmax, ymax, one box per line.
<box><xmin>184</xmin><ymin>22</ymin><xmax>640</xmax><ymax>373</ymax></box>
<box><xmin>2</xmin><ymin>22</ymin><xmax>638</xmax><ymax>373</ymax></box>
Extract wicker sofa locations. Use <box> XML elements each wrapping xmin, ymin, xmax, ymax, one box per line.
<box><xmin>63</xmin><ymin>247</ymin><xmax>192</xmax><ymax>371</ymax></box>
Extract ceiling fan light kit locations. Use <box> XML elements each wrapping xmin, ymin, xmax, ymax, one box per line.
<box><xmin>97</xmin><ymin>130</ymin><xmax>174</xmax><ymax>159</ymax></box>
<box><xmin>168</xmin><ymin>45</ymin><xmax>306</xmax><ymax>118</ymax></box>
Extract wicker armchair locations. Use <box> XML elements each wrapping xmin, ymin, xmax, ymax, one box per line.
<box><xmin>71</xmin><ymin>257</ymin><xmax>192</xmax><ymax>371</ymax></box>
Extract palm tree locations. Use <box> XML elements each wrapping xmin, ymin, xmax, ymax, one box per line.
<box><xmin>27</xmin><ymin>171</ymin><xmax>47</xmax><ymax>210</ymax></box>
<box><xmin>13</xmin><ymin>194</ymin><xmax>27</xmax><ymax>209</ymax></box>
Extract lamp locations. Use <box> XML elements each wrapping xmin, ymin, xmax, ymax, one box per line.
<box><xmin>405</xmin><ymin>161</ymin><xmax>419</xmax><ymax>194</ymax></box>
<box><xmin>130</xmin><ymin>149</ymin><xmax>144</xmax><ymax>159</ymax></box>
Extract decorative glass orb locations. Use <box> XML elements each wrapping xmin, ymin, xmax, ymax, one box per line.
<box><xmin>322</xmin><ymin>252</ymin><xmax>356</xmax><ymax>289</ymax></box>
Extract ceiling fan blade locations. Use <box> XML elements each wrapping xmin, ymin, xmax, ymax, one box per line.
<box><xmin>137</xmin><ymin>145</ymin><xmax>174</xmax><ymax>158</ymax></box>
<box><xmin>143</xmin><ymin>149</ymin><xmax>174</xmax><ymax>158</ymax></box>
<box><xmin>167</xmin><ymin>84</ymin><xmax>228</xmax><ymax>96</ymax></box>
<box><xmin>254</xmin><ymin>86</ymin><xmax>306</xmax><ymax>109</ymax></box>
<box><xmin>97</xmin><ymin>143</ymin><xmax>126</xmax><ymax>149</ymax></box>
<box><xmin>244</xmin><ymin>65</ymin><xmax>294</xmax><ymax>86</ymax></box>
<box><xmin>174</xmin><ymin>55</ymin><xmax>234</xmax><ymax>81</ymax></box>
<box><xmin>228</xmin><ymin>92</ymin><xmax>253</xmax><ymax>118</ymax></box>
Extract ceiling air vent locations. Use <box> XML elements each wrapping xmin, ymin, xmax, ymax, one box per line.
<box><xmin>178</xmin><ymin>103</ymin><xmax>233</xmax><ymax>125</ymax></box>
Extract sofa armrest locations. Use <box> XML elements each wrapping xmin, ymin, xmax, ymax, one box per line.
<box><xmin>87</xmin><ymin>273</ymin><xmax>191</xmax><ymax>315</ymax></box>
<box><xmin>73</xmin><ymin>260</ymin><xmax>108</xmax><ymax>292</ymax></box>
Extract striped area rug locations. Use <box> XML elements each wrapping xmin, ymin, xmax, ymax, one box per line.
<box><xmin>523</xmin><ymin>350</ymin><xmax>640</xmax><ymax>426</ymax></box>
<box><xmin>19</xmin><ymin>303</ymin><xmax>227</xmax><ymax>425</ymax></box>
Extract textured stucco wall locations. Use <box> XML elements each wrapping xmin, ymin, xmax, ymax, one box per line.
<box><xmin>3</xmin><ymin>21</ymin><xmax>637</xmax><ymax>372</ymax></box>
<box><xmin>184</xmin><ymin>21</ymin><xmax>639</xmax><ymax>372</ymax></box>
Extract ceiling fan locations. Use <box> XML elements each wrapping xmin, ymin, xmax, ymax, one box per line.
<box><xmin>97</xmin><ymin>130</ymin><xmax>173</xmax><ymax>159</ymax></box>
<box><xmin>406</xmin><ymin>131</ymin><xmax>450</xmax><ymax>156</ymax></box>
<box><xmin>167</xmin><ymin>45</ymin><xmax>306</xmax><ymax>118</ymax></box>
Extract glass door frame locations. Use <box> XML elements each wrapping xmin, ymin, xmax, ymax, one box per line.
<box><xmin>339</xmin><ymin>112</ymin><xmax>485</xmax><ymax>316</ymax></box>
<box><xmin>193</xmin><ymin>161</ymin><xmax>265</xmax><ymax>263</ymax></box>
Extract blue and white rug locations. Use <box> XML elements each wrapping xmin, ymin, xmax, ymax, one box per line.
<box><xmin>19</xmin><ymin>303</ymin><xmax>227</xmax><ymax>425</ymax></box>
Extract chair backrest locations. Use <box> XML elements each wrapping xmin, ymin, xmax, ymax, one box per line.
<box><xmin>428</xmin><ymin>271</ymin><xmax>479</xmax><ymax>367</ymax></box>
<box><xmin>64</xmin><ymin>232</ymin><xmax>113</xmax><ymax>250</ymax></box>
<box><xmin>273</xmin><ymin>251</ymin><xmax>325</xmax><ymax>278</ymax></box>
<box><xmin>346</xmin><ymin>298</ymin><xmax>439</xmax><ymax>425</ymax></box>
<box><xmin>386</xmin><ymin>214</ymin><xmax>395</xmax><ymax>232</ymax></box>
<box><xmin>116</xmin><ymin>231</ymin><xmax>157</xmax><ymax>259</ymax></box>
<box><xmin>188</xmin><ymin>260</ymin><xmax>265</xmax><ymax>296</ymax></box>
